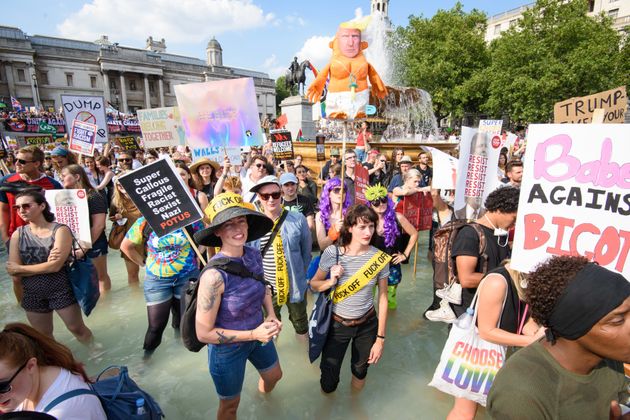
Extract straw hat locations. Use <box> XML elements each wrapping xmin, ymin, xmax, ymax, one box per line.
<box><xmin>189</xmin><ymin>157</ymin><xmax>219</xmax><ymax>173</ymax></box>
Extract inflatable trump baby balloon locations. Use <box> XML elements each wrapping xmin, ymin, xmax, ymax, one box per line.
<box><xmin>306</xmin><ymin>16</ymin><xmax>388</xmax><ymax>120</ymax></box>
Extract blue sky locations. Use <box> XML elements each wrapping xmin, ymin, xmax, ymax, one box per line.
<box><xmin>3</xmin><ymin>0</ymin><xmax>528</xmax><ymax>80</ymax></box>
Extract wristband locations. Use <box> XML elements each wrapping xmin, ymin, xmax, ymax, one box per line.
<box><xmin>376</xmin><ymin>335</ymin><xmax>385</xmax><ymax>340</ymax></box>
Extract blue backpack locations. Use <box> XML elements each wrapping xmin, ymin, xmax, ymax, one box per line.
<box><xmin>43</xmin><ymin>366</ymin><xmax>164</xmax><ymax>419</ymax></box>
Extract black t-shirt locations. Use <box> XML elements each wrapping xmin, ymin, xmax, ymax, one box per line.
<box><xmin>282</xmin><ymin>194</ymin><xmax>315</xmax><ymax>218</ymax></box>
<box><xmin>415</xmin><ymin>165</ymin><xmax>433</xmax><ymax>186</ymax></box>
<box><xmin>87</xmin><ymin>190</ymin><xmax>108</xmax><ymax>242</ymax></box>
<box><xmin>450</xmin><ymin>224</ymin><xmax>511</xmax><ymax>316</ymax></box>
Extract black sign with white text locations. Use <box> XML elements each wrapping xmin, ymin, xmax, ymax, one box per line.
<box><xmin>118</xmin><ymin>157</ymin><xmax>203</xmax><ymax>237</ymax></box>
<box><xmin>270</xmin><ymin>131</ymin><xmax>294</xmax><ymax>160</ymax></box>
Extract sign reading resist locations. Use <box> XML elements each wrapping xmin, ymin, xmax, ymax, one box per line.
<box><xmin>118</xmin><ymin>157</ymin><xmax>204</xmax><ymax>238</ymax></box>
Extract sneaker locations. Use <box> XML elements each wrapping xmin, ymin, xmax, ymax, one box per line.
<box><xmin>425</xmin><ymin>299</ymin><xmax>457</xmax><ymax>323</ymax></box>
<box><xmin>435</xmin><ymin>282</ymin><xmax>462</xmax><ymax>305</ymax></box>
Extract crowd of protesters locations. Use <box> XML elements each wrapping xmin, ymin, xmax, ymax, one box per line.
<box><xmin>0</xmin><ymin>119</ymin><xmax>628</xmax><ymax>420</ymax></box>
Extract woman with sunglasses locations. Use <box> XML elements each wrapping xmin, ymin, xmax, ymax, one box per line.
<box><xmin>60</xmin><ymin>164</ymin><xmax>111</xmax><ymax>293</ymax></box>
<box><xmin>365</xmin><ymin>184</ymin><xmax>418</xmax><ymax>309</ymax></box>
<box><xmin>6</xmin><ymin>191</ymin><xmax>93</xmax><ymax>344</ymax></box>
<box><xmin>0</xmin><ymin>322</ymin><xmax>105</xmax><ymax>418</ymax></box>
<box><xmin>109</xmin><ymin>171</ymin><xmax>142</xmax><ymax>286</ymax></box>
<box><xmin>310</xmin><ymin>204</ymin><xmax>391</xmax><ymax>393</ymax></box>
<box><xmin>315</xmin><ymin>177</ymin><xmax>353</xmax><ymax>251</ymax></box>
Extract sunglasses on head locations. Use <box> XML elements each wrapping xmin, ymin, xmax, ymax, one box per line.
<box><xmin>370</xmin><ymin>196</ymin><xmax>388</xmax><ymax>207</ymax></box>
<box><xmin>258</xmin><ymin>191</ymin><xmax>281</xmax><ymax>201</ymax></box>
<box><xmin>0</xmin><ymin>361</ymin><xmax>28</xmax><ymax>394</ymax></box>
<box><xmin>13</xmin><ymin>203</ymin><xmax>34</xmax><ymax>211</ymax></box>
<box><xmin>16</xmin><ymin>158</ymin><xmax>33</xmax><ymax>165</ymax></box>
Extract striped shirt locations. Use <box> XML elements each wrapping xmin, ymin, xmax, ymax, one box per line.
<box><xmin>319</xmin><ymin>245</ymin><xmax>389</xmax><ymax>319</ymax></box>
<box><xmin>259</xmin><ymin>229</ymin><xmax>278</xmax><ymax>292</ymax></box>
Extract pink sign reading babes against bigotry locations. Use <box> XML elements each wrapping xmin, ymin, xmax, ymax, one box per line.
<box><xmin>511</xmin><ymin>124</ymin><xmax>630</xmax><ymax>278</ymax></box>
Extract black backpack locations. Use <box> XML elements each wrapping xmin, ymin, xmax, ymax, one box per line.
<box><xmin>180</xmin><ymin>257</ymin><xmax>268</xmax><ymax>352</ymax></box>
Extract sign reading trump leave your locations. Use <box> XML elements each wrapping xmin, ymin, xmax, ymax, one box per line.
<box><xmin>511</xmin><ymin>124</ymin><xmax>630</xmax><ymax>278</ymax></box>
<box><xmin>553</xmin><ymin>86</ymin><xmax>627</xmax><ymax>124</ymax></box>
<box><xmin>118</xmin><ymin>157</ymin><xmax>204</xmax><ymax>238</ymax></box>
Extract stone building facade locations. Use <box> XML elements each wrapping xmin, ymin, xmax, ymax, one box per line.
<box><xmin>0</xmin><ymin>27</ymin><xmax>276</xmax><ymax>119</ymax></box>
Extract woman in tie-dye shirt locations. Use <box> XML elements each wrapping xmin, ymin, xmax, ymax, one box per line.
<box><xmin>121</xmin><ymin>217</ymin><xmax>203</xmax><ymax>358</ymax></box>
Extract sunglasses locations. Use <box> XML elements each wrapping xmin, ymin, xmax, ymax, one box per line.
<box><xmin>0</xmin><ymin>361</ymin><xmax>27</xmax><ymax>394</ymax></box>
<box><xmin>16</xmin><ymin>158</ymin><xmax>34</xmax><ymax>165</ymax></box>
<box><xmin>254</xmin><ymin>163</ymin><xmax>265</xmax><ymax>168</ymax></box>
<box><xmin>258</xmin><ymin>191</ymin><xmax>281</xmax><ymax>201</ymax></box>
<box><xmin>379</xmin><ymin>160</ymin><xmax>386</xmax><ymax>163</ymax></box>
<box><xmin>13</xmin><ymin>203</ymin><xmax>34</xmax><ymax>211</ymax></box>
<box><xmin>370</xmin><ymin>197</ymin><xmax>388</xmax><ymax>207</ymax></box>
<box><xmin>119</xmin><ymin>158</ymin><xmax>131</xmax><ymax>163</ymax></box>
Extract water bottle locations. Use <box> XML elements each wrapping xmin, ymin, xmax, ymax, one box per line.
<box><xmin>136</xmin><ymin>398</ymin><xmax>147</xmax><ymax>415</ymax></box>
<box><xmin>455</xmin><ymin>307</ymin><xmax>475</xmax><ymax>329</ymax></box>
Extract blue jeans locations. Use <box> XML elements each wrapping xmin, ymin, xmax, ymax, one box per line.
<box><xmin>355</xmin><ymin>148</ymin><xmax>367</xmax><ymax>163</ymax></box>
<box><xmin>208</xmin><ymin>340</ymin><xmax>279</xmax><ymax>400</ymax></box>
<box><xmin>143</xmin><ymin>269</ymin><xmax>199</xmax><ymax>305</ymax></box>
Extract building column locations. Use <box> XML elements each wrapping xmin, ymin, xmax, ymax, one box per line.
<box><xmin>143</xmin><ymin>74</ymin><xmax>150</xmax><ymax>109</ymax></box>
<box><xmin>119</xmin><ymin>72</ymin><xmax>128</xmax><ymax>113</ymax></box>
<box><xmin>102</xmin><ymin>71</ymin><xmax>111</xmax><ymax>105</ymax></box>
<box><xmin>28</xmin><ymin>65</ymin><xmax>39</xmax><ymax>109</ymax></box>
<box><xmin>158</xmin><ymin>78</ymin><xmax>165</xmax><ymax>107</ymax></box>
<box><xmin>4</xmin><ymin>62</ymin><xmax>16</xmax><ymax>98</ymax></box>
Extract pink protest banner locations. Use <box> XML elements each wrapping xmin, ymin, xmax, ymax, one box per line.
<box><xmin>511</xmin><ymin>124</ymin><xmax>630</xmax><ymax>278</ymax></box>
<box><xmin>354</xmin><ymin>164</ymin><xmax>369</xmax><ymax>204</ymax></box>
<box><xmin>396</xmin><ymin>192</ymin><xmax>433</xmax><ymax>231</ymax></box>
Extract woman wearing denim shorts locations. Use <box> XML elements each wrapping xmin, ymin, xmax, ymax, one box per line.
<box><xmin>121</xmin><ymin>217</ymin><xmax>202</xmax><ymax>358</ymax></box>
<box><xmin>194</xmin><ymin>192</ymin><xmax>282</xmax><ymax>420</ymax></box>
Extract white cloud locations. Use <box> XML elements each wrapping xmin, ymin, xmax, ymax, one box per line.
<box><xmin>57</xmin><ymin>0</ymin><xmax>272</xmax><ymax>44</ymax></box>
<box><xmin>295</xmin><ymin>35</ymin><xmax>334</xmax><ymax>72</ymax></box>
<box><xmin>261</xmin><ymin>54</ymin><xmax>286</xmax><ymax>80</ymax></box>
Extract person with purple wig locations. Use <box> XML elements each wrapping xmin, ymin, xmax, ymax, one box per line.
<box><xmin>315</xmin><ymin>177</ymin><xmax>353</xmax><ymax>251</ymax></box>
<box><xmin>365</xmin><ymin>184</ymin><xmax>418</xmax><ymax>309</ymax></box>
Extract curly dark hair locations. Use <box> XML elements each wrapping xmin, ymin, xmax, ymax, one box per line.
<box><xmin>484</xmin><ymin>186</ymin><xmax>520</xmax><ymax>213</ymax></box>
<box><xmin>526</xmin><ymin>255</ymin><xmax>590</xmax><ymax>326</ymax></box>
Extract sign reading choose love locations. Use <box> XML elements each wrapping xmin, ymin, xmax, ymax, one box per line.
<box><xmin>511</xmin><ymin>124</ymin><xmax>630</xmax><ymax>278</ymax></box>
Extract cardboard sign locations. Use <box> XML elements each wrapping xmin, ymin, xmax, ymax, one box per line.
<box><xmin>511</xmin><ymin>124</ymin><xmax>630</xmax><ymax>277</ymax></box>
<box><xmin>421</xmin><ymin>146</ymin><xmax>458</xmax><ymax>190</ymax></box>
<box><xmin>61</xmin><ymin>95</ymin><xmax>108</xmax><ymax>143</ymax></box>
<box><xmin>270</xmin><ymin>131</ymin><xmax>294</xmax><ymax>160</ymax></box>
<box><xmin>118</xmin><ymin>157</ymin><xmax>204</xmax><ymax>238</ymax></box>
<box><xmin>454</xmin><ymin>124</ymin><xmax>503</xmax><ymax>220</ymax></box>
<box><xmin>116</xmin><ymin>136</ymin><xmax>139</xmax><ymax>151</ymax></box>
<box><xmin>137</xmin><ymin>106</ymin><xmax>185</xmax><ymax>148</ymax></box>
<box><xmin>45</xmin><ymin>189</ymin><xmax>92</xmax><ymax>248</ymax></box>
<box><xmin>554</xmin><ymin>86</ymin><xmax>627</xmax><ymax>124</ymax></box>
<box><xmin>16</xmin><ymin>134</ymin><xmax>54</xmax><ymax>147</ymax></box>
<box><xmin>316</xmin><ymin>134</ymin><xmax>326</xmax><ymax>161</ymax></box>
<box><xmin>354</xmin><ymin>164</ymin><xmax>369</xmax><ymax>204</ymax></box>
<box><xmin>68</xmin><ymin>119</ymin><xmax>97</xmax><ymax>156</ymax></box>
<box><xmin>174</xmin><ymin>78</ymin><xmax>264</xmax><ymax>161</ymax></box>
<box><xmin>396</xmin><ymin>192</ymin><xmax>433</xmax><ymax>231</ymax></box>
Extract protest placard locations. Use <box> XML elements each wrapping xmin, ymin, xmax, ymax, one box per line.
<box><xmin>137</xmin><ymin>107</ymin><xmax>185</xmax><ymax>148</ymax></box>
<box><xmin>396</xmin><ymin>192</ymin><xmax>433</xmax><ymax>231</ymax></box>
<box><xmin>270</xmin><ymin>131</ymin><xmax>294</xmax><ymax>160</ymax></box>
<box><xmin>116</xmin><ymin>136</ymin><xmax>139</xmax><ymax>151</ymax></box>
<box><xmin>511</xmin><ymin>124</ymin><xmax>630</xmax><ymax>277</ymax></box>
<box><xmin>553</xmin><ymin>86</ymin><xmax>627</xmax><ymax>124</ymax></box>
<box><xmin>45</xmin><ymin>189</ymin><xmax>92</xmax><ymax>248</ymax></box>
<box><xmin>16</xmin><ymin>134</ymin><xmax>54</xmax><ymax>148</ymax></box>
<box><xmin>421</xmin><ymin>146</ymin><xmax>458</xmax><ymax>190</ymax></box>
<box><xmin>118</xmin><ymin>157</ymin><xmax>204</xmax><ymax>238</ymax></box>
<box><xmin>174</xmin><ymin>78</ymin><xmax>264</xmax><ymax>162</ymax></box>
<box><xmin>454</xmin><ymin>122</ymin><xmax>503</xmax><ymax>220</ymax></box>
<box><xmin>316</xmin><ymin>134</ymin><xmax>326</xmax><ymax>161</ymax></box>
<box><xmin>61</xmin><ymin>95</ymin><xmax>107</xmax><ymax>143</ymax></box>
<box><xmin>68</xmin><ymin>119</ymin><xmax>97</xmax><ymax>156</ymax></box>
<box><xmin>354</xmin><ymin>164</ymin><xmax>369</xmax><ymax>204</ymax></box>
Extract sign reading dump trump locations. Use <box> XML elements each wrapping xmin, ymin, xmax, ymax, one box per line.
<box><xmin>511</xmin><ymin>124</ymin><xmax>630</xmax><ymax>278</ymax></box>
<box><xmin>61</xmin><ymin>95</ymin><xmax>108</xmax><ymax>143</ymax></box>
<box><xmin>118</xmin><ymin>157</ymin><xmax>203</xmax><ymax>238</ymax></box>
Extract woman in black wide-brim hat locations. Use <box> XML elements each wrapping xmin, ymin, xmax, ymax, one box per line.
<box><xmin>193</xmin><ymin>192</ymin><xmax>283</xmax><ymax>419</ymax></box>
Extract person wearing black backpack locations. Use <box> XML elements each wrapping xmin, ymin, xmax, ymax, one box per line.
<box><xmin>193</xmin><ymin>192</ymin><xmax>282</xmax><ymax>420</ymax></box>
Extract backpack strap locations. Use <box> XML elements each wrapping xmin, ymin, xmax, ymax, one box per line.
<box><xmin>206</xmin><ymin>257</ymin><xmax>269</xmax><ymax>287</ymax></box>
<box><xmin>468</xmin><ymin>222</ymin><xmax>489</xmax><ymax>274</ymax></box>
<box><xmin>43</xmin><ymin>388</ymin><xmax>97</xmax><ymax>413</ymax></box>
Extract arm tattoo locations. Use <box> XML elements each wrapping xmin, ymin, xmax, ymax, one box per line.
<box><xmin>200</xmin><ymin>270</ymin><xmax>224</xmax><ymax>313</ymax></box>
<box><xmin>216</xmin><ymin>330</ymin><xmax>237</xmax><ymax>344</ymax></box>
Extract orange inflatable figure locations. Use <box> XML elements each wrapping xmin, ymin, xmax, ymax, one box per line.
<box><xmin>306</xmin><ymin>17</ymin><xmax>388</xmax><ymax>120</ymax></box>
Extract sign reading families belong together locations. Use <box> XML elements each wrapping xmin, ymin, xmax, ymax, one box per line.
<box><xmin>511</xmin><ymin>124</ymin><xmax>630</xmax><ymax>277</ymax></box>
<box><xmin>118</xmin><ymin>157</ymin><xmax>204</xmax><ymax>238</ymax></box>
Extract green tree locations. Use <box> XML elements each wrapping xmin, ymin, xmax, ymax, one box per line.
<box><xmin>275</xmin><ymin>75</ymin><xmax>296</xmax><ymax>115</ymax></box>
<box><xmin>391</xmin><ymin>2</ymin><xmax>489</xmax><ymax>121</ymax></box>
<box><xmin>483</xmin><ymin>0</ymin><xmax>627</xmax><ymax>122</ymax></box>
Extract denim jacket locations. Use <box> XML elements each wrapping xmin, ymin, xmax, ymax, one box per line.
<box><xmin>249</xmin><ymin>210</ymin><xmax>312</xmax><ymax>303</ymax></box>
